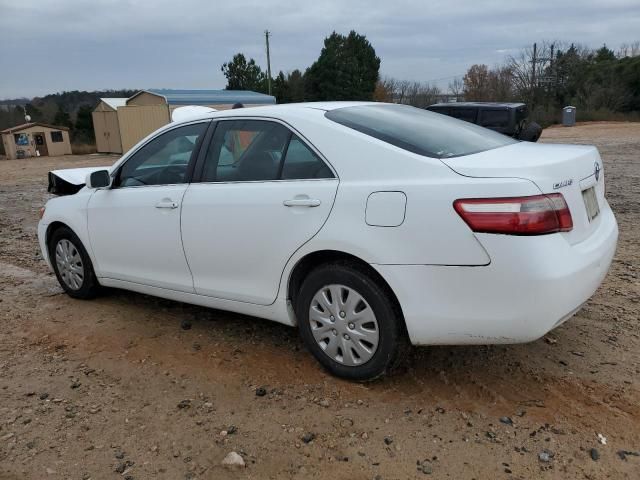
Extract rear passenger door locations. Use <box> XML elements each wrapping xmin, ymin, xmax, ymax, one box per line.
<box><xmin>180</xmin><ymin>119</ymin><xmax>338</xmax><ymax>305</ymax></box>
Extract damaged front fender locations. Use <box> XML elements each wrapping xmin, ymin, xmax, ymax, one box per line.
<box><xmin>48</xmin><ymin>167</ymin><xmax>110</xmax><ymax>195</ymax></box>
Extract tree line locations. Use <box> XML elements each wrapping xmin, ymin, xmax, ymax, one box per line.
<box><xmin>460</xmin><ymin>42</ymin><xmax>640</xmax><ymax>123</ymax></box>
<box><xmin>224</xmin><ymin>34</ymin><xmax>639</xmax><ymax>126</ymax></box>
<box><xmin>221</xmin><ymin>30</ymin><xmax>380</xmax><ymax>103</ymax></box>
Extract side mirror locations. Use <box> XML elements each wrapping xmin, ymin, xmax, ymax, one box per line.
<box><xmin>86</xmin><ymin>170</ymin><xmax>111</xmax><ymax>189</ymax></box>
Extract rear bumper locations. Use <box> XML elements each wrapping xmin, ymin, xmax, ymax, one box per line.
<box><xmin>374</xmin><ymin>203</ymin><xmax>618</xmax><ymax>345</ymax></box>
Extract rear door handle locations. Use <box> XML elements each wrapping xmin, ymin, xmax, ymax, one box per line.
<box><xmin>283</xmin><ymin>198</ymin><xmax>321</xmax><ymax>207</ymax></box>
<box><xmin>155</xmin><ymin>199</ymin><xmax>179</xmax><ymax>209</ymax></box>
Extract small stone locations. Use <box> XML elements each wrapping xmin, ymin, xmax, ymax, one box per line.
<box><xmin>115</xmin><ymin>450</ymin><xmax>125</xmax><ymax>459</ymax></box>
<box><xmin>45</xmin><ymin>468</ymin><xmax>56</xmax><ymax>475</ymax></box>
<box><xmin>114</xmin><ymin>462</ymin><xmax>126</xmax><ymax>474</ymax></box>
<box><xmin>39</xmin><ymin>393</ymin><xmax>49</xmax><ymax>400</ymax></box>
<box><xmin>384</xmin><ymin>436</ymin><xmax>393</xmax><ymax>445</ymax></box>
<box><xmin>590</xmin><ymin>448</ymin><xmax>599</xmax><ymax>461</ymax></box>
<box><xmin>319</xmin><ymin>399</ymin><xmax>330</xmax><ymax>407</ymax></box>
<box><xmin>71</xmin><ymin>381</ymin><xmax>81</xmax><ymax>389</ymax></box>
<box><xmin>226</xmin><ymin>425</ymin><xmax>237</xmax><ymax>434</ymax></box>
<box><xmin>500</xmin><ymin>416</ymin><xmax>513</xmax><ymax>426</ymax></box>
<box><xmin>301</xmin><ymin>432</ymin><xmax>316</xmax><ymax>444</ymax></box>
<box><xmin>177</xmin><ymin>399</ymin><xmax>191</xmax><ymax>409</ymax></box>
<box><xmin>255</xmin><ymin>387</ymin><xmax>267</xmax><ymax>397</ymax></box>
<box><xmin>538</xmin><ymin>450</ymin><xmax>554</xmax><ymax>463</ymax></box>
<box><xmin>221</xmin><ymin>451</ymin><xmax>245</xmax><ymax>469</ymax></box>
<box><xmin>180</xmin><ymin>320</ymin><xmax>192</xmax><ymax>330</ymax></box>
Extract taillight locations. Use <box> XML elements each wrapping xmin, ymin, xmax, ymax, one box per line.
<box><xmin>453</xmin><ymin>193</ymin><xmax>573</xmax><ymax>235</ymax></box>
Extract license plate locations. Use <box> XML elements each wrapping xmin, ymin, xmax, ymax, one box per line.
<box><xmin>582</xmin><ymin>187</ymin><xmax>600</xmax><ymax>222</ymax></box>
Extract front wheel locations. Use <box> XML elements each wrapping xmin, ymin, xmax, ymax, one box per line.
<box><xmin>296</xmin><ymin>263</ymin><xmax>407</xmax><ymax>381</ymax></box>
<box><xmin>48</xmin><ymin>226</ymin><xmax>100</xmax><ymax>299</ymax></box>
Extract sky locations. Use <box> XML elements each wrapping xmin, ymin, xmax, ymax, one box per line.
<box><xmin>1</xmin><ymin>0</ymin><xmax>639</xmax><ymax>99</ymax></box>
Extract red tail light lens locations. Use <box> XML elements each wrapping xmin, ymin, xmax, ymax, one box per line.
<box><xmin>453</xmin><ymin>193</ymin><xmax>573</xmax><ymax>235</ymax></box>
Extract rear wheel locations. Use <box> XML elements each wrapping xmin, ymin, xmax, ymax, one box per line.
<box><xmin>296</xmin><ymin>263</ymin><xmax>407</xmax><ymax>381</ymax></box>
<box><xmin>49</xmin><ymin>226</ymin><xmax>100</xmax><ymax>299</ymax></box>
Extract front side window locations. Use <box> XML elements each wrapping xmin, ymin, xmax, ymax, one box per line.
<box><xmin>326</xmin><ymin>104</ymin><xmax>516</xmax><ymax>159</ymax></box>
<box><xmin>115</xmin><ymin>122</ymin><xmax>207</xmax><ymax>187</ymax></box>
<box><xmin>202</xmin><ymin>120</ymin><xmax>333</xmax><ymax>182</ymax></box>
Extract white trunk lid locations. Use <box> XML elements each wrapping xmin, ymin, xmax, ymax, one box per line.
<box><xmin>441</xmin><ymin>142</ymin><xmax>606</xmax><ymax>244</ymax></box>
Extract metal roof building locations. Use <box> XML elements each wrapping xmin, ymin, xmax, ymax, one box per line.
<box><xmin>92</xmin><ymin>89</ymin><xmax>276</xmax><ymax>154</ymax></box>
<box><xmin>148</xmin><ymin>89</ymin><xmax>276</xmax><ymax>107</ymax></box>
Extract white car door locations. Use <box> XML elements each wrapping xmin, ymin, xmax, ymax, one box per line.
<box><xmin>181</xmin><ymin>119</ymin><xmax>338</xmax><ymax>305</ymax></box>
<box><xmin>88</xmin><ymin>121</ymin><xmax>210</xmax><ymax>292</ymax></box>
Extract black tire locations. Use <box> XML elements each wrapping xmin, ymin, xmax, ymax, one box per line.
<box><xmin>48</xmin><ymin>226</ymin><xmax>100</xmax><ymax>299</ymax></box>
<box><xmin>295</xmin><ymin>262</ymin><xmax>407</xmax><ymax>381</ymax></box>
<box><xmin>517</xmin><ymin>121</ymin><xmax>542</xmax><ymax>142</ymax></box>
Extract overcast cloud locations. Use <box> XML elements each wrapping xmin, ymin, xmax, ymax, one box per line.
<box><xmin>1</xmin><ymin>0</ymin><xmax>639</xmax><ymax>99</ymax></box>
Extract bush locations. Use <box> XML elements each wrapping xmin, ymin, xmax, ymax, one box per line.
<box><xmin>71</xmin><ymin>143</ymin><xmax>97</xmax><ymax>155</ymax></box>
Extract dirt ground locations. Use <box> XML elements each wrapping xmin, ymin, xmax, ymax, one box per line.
<box><xmin>1</xmin><ymin>123</ymin><xmax>638</xmax><ymax>480</ymax></box>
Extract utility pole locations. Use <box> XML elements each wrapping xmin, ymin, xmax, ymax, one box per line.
<box><xmin>531</xmin><ymin>42</ymin><xmax>537</xmax><ymax>104</ymax></box>
<box><xmin>265</xmin><ymin>30</ymin><xmax>272</xmax><ymax>96</ymax></box>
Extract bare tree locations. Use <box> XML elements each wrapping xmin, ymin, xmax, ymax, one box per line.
<box><xmin>448</xmin><ymin>78</ymin><xmax>464</xmax><ymax>101</ymax></box>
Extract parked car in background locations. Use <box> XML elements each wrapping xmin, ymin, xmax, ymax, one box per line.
<box><xmin>40</xmin><ymin>103</ymin><xmax>616</xmax><ymax>381</ymax></box>
<box><xmin>427</xmin><ymin>102</ymin><xmax>543</xmax><ymax>142</ymax></box>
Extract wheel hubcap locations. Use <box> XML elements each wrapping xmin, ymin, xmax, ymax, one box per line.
<box><xmin>309</xmin><ymin>284</ymin><xmax>379</xmax><ymax>366</ymax></box>
<box><xmin>55</xmin><ymin>239</ymin><xmax>84</xmax><ymax>290</ymax></box>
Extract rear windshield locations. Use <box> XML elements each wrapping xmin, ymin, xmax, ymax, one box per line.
<box><xmin>325</xmin><ymin>104</ymin><xmax>516</xmax><ymax>158</ymax></box>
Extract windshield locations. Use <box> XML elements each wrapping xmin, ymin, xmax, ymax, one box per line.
<box><xmin>325</xmin><ymin>104</ymin><xmax>517</xmax><ymax>158</ymax></box>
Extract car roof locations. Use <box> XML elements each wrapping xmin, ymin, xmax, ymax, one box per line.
<box><xmin>429</xmin><ymin>102</ymin><xmax>526</xmax><ymax>109</ymax></box>
<box><xmin>173</xmin><ymin>101</ymin><xmax>381</xmax><ymax>124</ymax></box>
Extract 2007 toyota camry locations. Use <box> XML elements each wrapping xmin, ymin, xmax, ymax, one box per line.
<box><xmin>38</xmin><ymin>102</ymin><xmax>618</xmax><ymax>380</ymax></box>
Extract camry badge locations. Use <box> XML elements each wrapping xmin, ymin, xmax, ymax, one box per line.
<box><xmin>553</xmin><ymin>179</ymin><xmax>573</xmax><ymax>190</ymax></box>
<box><xmin>594</xmin><ymin>162</ymin><xmax>601</xmax><ymax>181</ymax></box>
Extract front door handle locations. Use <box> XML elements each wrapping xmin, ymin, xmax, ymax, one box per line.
<box><xmin>283</xmin><ymin>198</ymin><xmax>321</xmax><ymax>207</ymax></box>
<box><xmin>155</xmin><ymin>199</ymin><xmax>179</xmax><ymax>209</ymax></box>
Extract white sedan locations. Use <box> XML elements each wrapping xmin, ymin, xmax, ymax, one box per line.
<box><xmin>38</xmin><ymin>102</ymin><xmax>618</xmax><ymax>380</ymax></box>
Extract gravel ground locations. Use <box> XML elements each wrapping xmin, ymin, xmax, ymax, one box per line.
<box><xmin>0</xmin><ymin>123</ymin><xmax>638</xmax><ymax>479</ymax></box>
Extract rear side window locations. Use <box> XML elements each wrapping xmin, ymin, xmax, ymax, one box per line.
<box><xmin>281</xmin><ymin>135</ymin><xmax>333</xmax><ymax>180</ymax></box>
<box><xmin>201</xmin><ymin>120</ymin><xmax>334</xmax><ymax>182</ymax></box>
<box><xmin>326</xmin><ymin>104</ymin><xmax>516</xmax><ymax>158</ymax></box>
<box><xmin>479</xmin><ymin>109</ymin><xmax>510</xmax><ymax>128</ymax></box>
<box><xmin>448</xmin><ymin>108</ymin><xmax>477</xmax><ymax>123</ymax></box>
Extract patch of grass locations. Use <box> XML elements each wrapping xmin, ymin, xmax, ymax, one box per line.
<box><xmin>71</xmin><ymin>143</ymin><xmax>97</xmax><ymax>155</ymax></box>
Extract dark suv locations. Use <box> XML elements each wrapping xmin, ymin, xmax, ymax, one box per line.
<box><xmin>426</xmin><ymin>102</ymin><xmax>542</xmax><ymax>142</ymax></box>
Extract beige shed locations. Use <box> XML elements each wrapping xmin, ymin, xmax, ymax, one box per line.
<box><xmin>92</xmin><ymin>98</ymin><xmax>126</xmax><ymax>153</ymax></box>
<box><xmin>92</xmin><ymin>92</ymin><xmax>170</xmax><ymax>154</ymax></box>
<box><xmin>1</xmin><ymin>122</ymin><xmax>72</xmax><ymax>160</ymax></box>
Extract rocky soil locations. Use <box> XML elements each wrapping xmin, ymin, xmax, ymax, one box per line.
<box><xmin>1</xmin><ymin>123</ymin><xmax>639</xmax><ymax>479</ymax></box>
